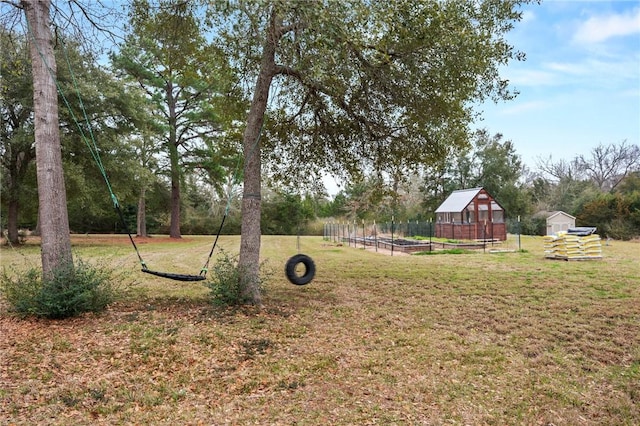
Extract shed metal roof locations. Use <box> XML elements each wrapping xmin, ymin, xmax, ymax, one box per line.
<box><xmin>547</xmin><ymin>211</ymin><xmax>576</xmax><ymax>221</ymax></box>
<box><xmin>435</xmin><ymin>188</ymin><xmax>483</xmax><ymax>213</ymax></box>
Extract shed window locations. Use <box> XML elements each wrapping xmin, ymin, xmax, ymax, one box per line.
<box><xmin>465</xmin><ymin>206</ymin><xmax>475</xmax><ymax>223</ymax></box>
<box><xmin>490</xmin><ymin>201</ymin><xmax>504</xmax><ymax>222</ymax></box>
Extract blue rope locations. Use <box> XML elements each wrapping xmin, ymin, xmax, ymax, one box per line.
<box><xmin>26</xmin><ymin>22</ymin><xmax>266</xmax><ymax>280</ymax></box>
<box><xmin>25</xmin><ymin>22</ymin><xmax>146</xmax><ymax>267</ymax></box>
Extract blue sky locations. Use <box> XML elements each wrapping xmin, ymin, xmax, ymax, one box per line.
<box><xmin>476</xmin><ymin>0</ymin><xmax>640</xmax><ymax>171</ymax></box>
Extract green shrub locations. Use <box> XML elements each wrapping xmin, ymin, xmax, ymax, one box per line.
<box><xmin>605</xmin><ymin>218</ymin><xmax>636</xmax><ymax>241</ymax></box>
<box><xmin>203</xmin><ymin>250</ymin><xmax>270</xmax><ymax>307</ymax></box>
<box><xmin>519</xmin><ymin>217</ymin><xmax>546</xmax><ymax>236</ymax></box>
<box><xmin>0</xmin><ymin>259</ymin><xmax>119</xmax><ymax>319</ymax></box>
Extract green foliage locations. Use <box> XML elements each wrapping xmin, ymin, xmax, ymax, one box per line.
<box><xmin>474</xmin><ymin>131</ymin><xmax>524</xmax><ymax>208</ymax></box>
<box><xmin>617</xmin><ymin>171</ymin><xmax>640</xmax><ymax>195</ymax></box>
<box><xmin>338</xmin><ymin>177</ymin><xmax>399</xmax><ymax>222</ymax></box>
<box><xmin>318</xmin><ymin>192</ymin><xmax>348</xmax><ymax>218</ymax></box>
<box><xmin>0</xmin><ymin>259</ymin><xmax>120</xmax><ymax>319</ymax></box>
<box><xmin>605</xmin><ymin>219</ymin><xmax>636</xmax><ymax>241</ymax></box>
<box><xmin>421</xmin><ymin>129</ymin><xmax>528</xmax><ymax>218</ymax></box>
<box><xmin>203</xmin><ymin>251</ymin><xmax>269</xmax><ymax>307</ymax></box>
<box><xmin>576</xmin><ymin>192</ymin><xmax>640</xmax><ymax>240</ymax></box>
<box><xmin>212</xmin><ymin>0</ymin><xmax>533</xmax><ymax>189</ymax></box>
<box><xmin>261</xmin><ymin>191</ymin><xmax>316</xmax><ymax>235</ymax></box>
<box><xmin>1</xmin><ymin>25</ymin><xmax>148</xmax><ymax>235</ymax></box>
<box><xmin>112</xmin><ymin>0</ymin><xmax>246</xmax><ymax>237</ymax></box>
<box><xmin>56</xmin><ymin>36</ymin><xmax>146</xmax><ymax>232</ymax></box>
<box><xmin>509</xmin><ymin>216</ymin><xmax>546</xmax><ymax>236</ymax></box>
<box><xmin>1</xmin><ymin>28</ymin><xmax>37</xmax><ymax>241</ymax></box>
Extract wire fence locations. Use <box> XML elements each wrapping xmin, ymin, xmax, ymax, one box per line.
<box><xmin>322</xmin><ymin>220</ymin><xmax>434</xmax><ymax>243</ymax></box>
<box><xmin>322</xmin><ymin>217</ymin><xmax>534</xmax><ymax>253</ymax></box>
<box><xmin>323</xmin><ymin>218</ymin><xmax>533</xmax><ymax>239</ymax></box>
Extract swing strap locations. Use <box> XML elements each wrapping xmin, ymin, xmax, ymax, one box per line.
<box><xmin>32</xmin><ymin>31</ymin><xmax>265</xmax><ymax>282</ymax></box>
<box><xmin>27</xmin><ymin>30</ymin><xmax>152</xmax><ymax>271</ymax></box>
<box><xmin>198</xmin><ymin>123</ymin><xmax>264</xmax><ymax>276</ymax></box>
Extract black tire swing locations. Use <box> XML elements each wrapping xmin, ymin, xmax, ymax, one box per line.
<box><xmin>285</xmin><ymin>253</ymin><xmax>316</xmax><ymax>285</ymax></box>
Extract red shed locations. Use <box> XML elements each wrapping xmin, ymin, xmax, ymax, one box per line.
<box><xmin>434</xmin><ymin>187</ymin><xmax>506</xmax><ymax>241</ymax></box>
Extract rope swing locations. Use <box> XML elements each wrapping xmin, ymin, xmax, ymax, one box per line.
<box><xmin>29</xmin><ymin>31</ymin><xmax>232</xmax><ymax>281</ymax></box>
<box><xmin>31</xmin><ymin>28</ymin><xmax>316</xmax><ymax>285</ymax></box>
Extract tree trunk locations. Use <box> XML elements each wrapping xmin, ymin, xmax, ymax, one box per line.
<box><xmin>23</xmin><ymin>0</ymin><xmax>73</xmax><ymax>277</ymax></box>
<box><xmin>34</xmin><ymin>215</ymin><xmax>40</xmax><ymax>236</ymax></box>
<box><xmin>167</xmin><ymin>81</ymin><xmax>181</xmax><ymax>239</ymax></box>
<box><xmin>238</xmin><ymin>12</ymin><xmax>279</xmax><ymax>306</ymax></box>
<box><xmin>6</xmin><ymin>196</ymin><xmax>19</xmax><ymax>245</ymax></box>
<box><xmin>6</xmin><ymin>164</ymin><xmax>20</xmax><ymax>244</ymax></box>
<box><xmin>169</xmin><ymin>142</ymin><xmax>181</xmax><ymax>238</ymax></box>
<box><xmin>137</xmin><ymin>186</ymin><xmax>147</xmax><ymax>237</ymax></box>
<box><xmin>5</xmin><ymin>148</ymin><xmax>34</xmax><ymax>244</ymax></box>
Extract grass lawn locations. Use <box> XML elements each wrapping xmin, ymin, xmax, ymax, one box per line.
<box><xmin>1</xmin><ymin>234</ymin><xmax>639</xmax><ymax>425</ymax></box>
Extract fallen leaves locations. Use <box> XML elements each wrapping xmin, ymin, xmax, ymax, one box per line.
<box><xmin>1</xmin><ymin>236</ymin><xmax>639</xmax><ymax>424</ymax></box>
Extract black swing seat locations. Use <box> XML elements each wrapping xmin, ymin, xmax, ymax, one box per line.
<box><xmin>141</xmin><ymin>269</ymin><xmax>206</xmax><ymax>282</ymax></box>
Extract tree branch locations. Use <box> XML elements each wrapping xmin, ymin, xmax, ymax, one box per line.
<box><xmin>0</xmin><ymin>0</ymin><xmax>21</xmax><ymax>9</ymax></box>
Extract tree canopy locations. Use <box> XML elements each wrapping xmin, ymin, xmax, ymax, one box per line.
<box><xmin>111</xmin><ymin>0</ymin><xmax>244</xmax><ymax>238</ymax></box>
<box><xmin>211</xmin><ymin>0</ymin><xmax>530</xmax><ymax>186</ymax></box>
<box><xmin>205</xmin><ymin>0</ymin><xmax>536</xmax><ymax>304</ymax></box>
<box><xmin>420</xmin><ymin>129</ymin><xmax>526</xmax><ymax>217</ymax></box>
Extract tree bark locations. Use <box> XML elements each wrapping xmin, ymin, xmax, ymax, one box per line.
<box><xmin>23</xmin><ymin>0</ymin><xmax>73</xmax><ymax>276</ymax></box>
<box><xmin>238</xmin><ymin>11</ymin><xmax>279</xmax><ymax>306</ymax></box>
<box><xmin>137</xmin><ymin>186</ymin><xmax>147</xmax><ymax>237</ymax></box>
<box><xmin>5</xmin><ymin>147</ymin><xmax>34</xmax><ymax>244</ymax></box>
<box><xmin>6</xmin><ymin>160</ymin><xmax>20</xmax><ymax>244</ymax></box>
<box><xmin>6</xmin><ymin>197</ymin><xmax>20</xmax><ymax>244</ymax></box>
<box><xmin>167</xmin><ymin>81</ymin><xmax>181</xmax><ymax>239</ymax></box>
<box><xmin>169</xmin><ymin>144</ymin><xmax>181</xmax><ymax>238</ymax></box>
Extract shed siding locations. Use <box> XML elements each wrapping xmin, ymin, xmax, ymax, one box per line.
<box><xmin>546</xmin><ymin>211</ymin><xmax>576</xmax><ymax>235</ymax></box>
<box><xmin>435</xmin><ymin>187</ymin><xmax>506</xmax><ymax>241</ymax></box>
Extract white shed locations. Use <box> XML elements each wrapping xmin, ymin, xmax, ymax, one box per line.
<box><xmin>546</xmin><ymin>211</ymin><xmax>576</xmax><ymax>235</ymax></box>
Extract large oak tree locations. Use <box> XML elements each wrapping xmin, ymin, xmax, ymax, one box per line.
<box><xmin>208</xmin><ymin>0</ymin><xmax>534</xmax><ymax>304</ymax></box>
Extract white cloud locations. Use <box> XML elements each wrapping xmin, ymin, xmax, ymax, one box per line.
<box><xmin>507</xmin><ymin>69</ymin><xmax>558</xmax><ymax>87</ymax></box>
<box><xmin>520</xmin><ymin>9</ymin><xmax>536</xmax><ymax>24</ymax></box>
<box><xmin>546</xmin><ymin>62</ymin><xmax>585</xmax><ymax>75</ymax></box>
<box><xmin>546</xmin><ymin>55</ymin><xmax>640</xmax><ymax>87</ymax></box>
<box><xmin>500</xmin><ymin>100</ymin><xmax>548</xmax><ymax>115</ymax></box>
<box><xmin>573</xmin><ymin>7</ymin><xmax>640</xmax><ymax>43</ymax></box>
